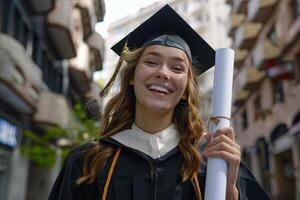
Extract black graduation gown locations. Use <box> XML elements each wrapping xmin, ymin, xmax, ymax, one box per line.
<box><xmin>48</xmin><ymin>138</ymin><xmax>270</xmax><ymax>200</ymax></box>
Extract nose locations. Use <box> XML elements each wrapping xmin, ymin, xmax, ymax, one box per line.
<box><xmin>155</xmin><ymin>64</ymin><xmax>170</xmax><ymax>80</ymax></box>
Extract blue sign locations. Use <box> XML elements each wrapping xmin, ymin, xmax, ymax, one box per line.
<box><xmin>0</xmin><ymin>118</ymin><xmax>18</xmax><ymax>148</ymax></box>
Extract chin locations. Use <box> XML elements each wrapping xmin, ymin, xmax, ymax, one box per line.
<box><xmin>146</xmin><ymin>103</ymin><xmax>174</xmax><ymax>114</ymax></box>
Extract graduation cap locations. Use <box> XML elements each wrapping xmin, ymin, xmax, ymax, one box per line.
<box><xmin>111</xmin><ymin>4</ymin><xmax>215</xmax><ymax>74</ymax></box>
<box><xmin>101</xmin><ymin>5</ymin><xmax>215</xmax><ymax>96</ymax></box>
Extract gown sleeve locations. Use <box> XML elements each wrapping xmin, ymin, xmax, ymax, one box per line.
<box><xmin>48</xmin><ymin>142</ymin><xmax>96</xmax><ymax>200</ymax></box>
<box><xmin>236</xmin><ymin>162</ymin><xmax>270</xmax><ymax>200</ymax></box>
<box><xmin>48</xmin><ymin>152</ymin><xmax>81</xmax><ymax>200</ymax></box>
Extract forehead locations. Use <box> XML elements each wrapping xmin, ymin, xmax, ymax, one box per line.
<box><xmin>141</xmin><ymin>45</ymin><xmax>190</xmax><ymax>63</ymax></box>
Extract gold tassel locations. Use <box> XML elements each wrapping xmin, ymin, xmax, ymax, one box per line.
<box><xmin>101</xmin><ymin>147</ymin><xmax>122</xmax><ymax>200</ymax></box>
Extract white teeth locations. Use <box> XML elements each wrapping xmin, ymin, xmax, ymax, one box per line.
<box><xmin>149</xmin><ymin>85</ymin><xmax>170</xmax><ymax>94</ymax></box>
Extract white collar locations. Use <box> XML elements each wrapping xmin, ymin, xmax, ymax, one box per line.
<box><xmin>111</xmin><ymin>124</ymin><xmax>179</xmax><ymax>159</ymax></box>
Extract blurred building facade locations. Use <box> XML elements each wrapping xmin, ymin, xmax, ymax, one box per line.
<box><xmin>102</xmin><ymin>0</ymin><xmax>231</xmax><ymax>123</ymax></box>
<box><xmin>0</xmin><ymin>0</ymin><xmax>105</xmax><ymax>199</ymax></box>
<box><xmin>227</xmin><ymin>0</ymin><xmax>300</xmax><ymax>199</ymax></box>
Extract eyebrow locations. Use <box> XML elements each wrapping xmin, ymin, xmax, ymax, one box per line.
<box><xmin>143</xmin><ymin>51</ymin><xmax>189</xmax><ymax>64</ymax></box>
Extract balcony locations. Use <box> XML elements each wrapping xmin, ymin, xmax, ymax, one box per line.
<box><xmin>47</xmin><ymin>0</ymin><xmax>76</xmax><ymax>59</ymax></box>
<box><xmin>229</xmin><ymin>13</ymin><xmax>245</xmax><ymax>37</ymax></box>
<box><xmin>232</xmin><ymin>0</ymin><xmax>248</xmax><ymax>14</ymax></box>
<box><xmin>33</xmin><ymin>91</ymin><xmax>71</xmax><ymax>129</ymax></box>
<box><xmin>234</xmin><ymin>49</ymin><xmax>248</xmax><ymax>69</ymax></box>
<box><xmin>86</xmin><ymin>31</ymin><xmax>105</xmax><ymax>71</ymax></box>
<box><xmin>243</xmin><ymin>66</ymin><xmax>266</xmax><ymax>92</ymax></box>
<box><xmin>94</xmin><ymin>0</ymin><xmax>106</xmax><ymax>22</ymax></box>
<box><xmin>234</xmin><ymin>22</ymin><xmax>262</xmax><ymax>49</ymax></box>
<box><xmin>234</xmin><ymin>89</ymin><xmax>249</xmax><ymax>106</ymax></box>
<box><xmin>69</xmin><ymin>42</ymin><xmax>91</xmax><ymax>95</ymax></box>
<box><xmin>0</xmin><ymin>34</ymin><xmax>44</xmax><ymax>113</ymax></box>
<box><xmin>252</xmin><ymin>39</ymin><xmax>281</xmax><ymax>68</ymax></box>
<box><xmin>28</xmin><ymin>0</ymin><xmax>54</xmax><ymax>14</ymax></box>
<box><xmin>75</xmin><ymin>0</ymin><xmax>98</xmax><ymax>39</ymax></box>
<box><xmin>248</xmin><ymin>0</ymin><xmax>278</xmax><ymax>23</ymax></box>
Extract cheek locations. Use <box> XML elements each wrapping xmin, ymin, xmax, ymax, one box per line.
<box><xmin>178</xmin><ymin>77</ymin><xmax>188</xmax><ymax>94</ymax></box>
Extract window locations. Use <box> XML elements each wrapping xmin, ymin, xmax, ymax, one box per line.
<box><xmin>289</xmin><ymin>0</ymin><xmax>300</xmax><ymax>20</ymax></box>
<box><xmin>32</xmin><ymin>32</ymin><xmax>41</xmax><ymax>65</ymax></box>
<box><xmin>254</xmin><ymin>95</ymin><xmax>262</xmax><ymax>121</ymax></box>
<box><xmin>20</xmin><ymin>23</ymin><xmax>29</xmax><ymax>48</ymax></box>
<box><xmin>267</xmin><ymin>25</ymin><xmax>277</xmax><ymax>45</ymax></box>
<box><xmin>272</xmin><ymin>80</ymin><xmax>284</xmax><ymax>103</ymax></box>
<box><xmin>0</xmin><ymin>1</ymin><xmax>10</xmax><ymax>33</ymax></box>
<box><xmin>1</xmin><ymin>0</ymin><xmax>11</xmax><ymax>33</ymax></box>
<box><xmin>295</xmin><ymin>52</ymin><xmax>300</xmax><ymax>81</ymax></box>
<box><xmin>241</xmin><ymin>109</ymin><xmax>248</xmax><ymax>130</ymax></box>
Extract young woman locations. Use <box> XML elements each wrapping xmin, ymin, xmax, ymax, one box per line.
<box><xmin>49</xmin><ymin>5</ymin><xmax>269</xmax><ymax>200</ymax></box>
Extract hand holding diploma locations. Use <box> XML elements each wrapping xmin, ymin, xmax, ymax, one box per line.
<box><xmin>204</xmin><ymin>48</ymin><xmax>241</xmax><ymax>200</ymax></box>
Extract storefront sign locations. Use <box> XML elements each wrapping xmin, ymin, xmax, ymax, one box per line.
<box><xmin>0</xmin><ymin>118</ymin><xmax>18</xmax><ymax>148</ymax></box>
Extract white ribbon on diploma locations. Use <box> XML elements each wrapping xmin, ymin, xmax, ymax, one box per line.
<box><xmin>204</xmin><ymin>48</ymin><xmax>235</xmax><ymax>200</ymax></box>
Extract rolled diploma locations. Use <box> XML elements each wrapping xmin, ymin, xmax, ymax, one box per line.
<box><xmin>204</xmin><ymin>48</ymin><xmax>234</xmax><ymax>200</ymax></box>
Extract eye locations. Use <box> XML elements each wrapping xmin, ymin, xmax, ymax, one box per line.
<box><xmin>171</xmin><ymin>65</ymin><xmax>185</xmax><ymax>73</ymax></box>
<box><xmin>144</xmin><ymin>59</ymin><xmax>158</xmax><ymax>66</ymax></box>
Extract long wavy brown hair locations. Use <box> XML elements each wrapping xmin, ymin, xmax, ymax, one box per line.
<box><xmin>77</xmin><ymin>46</ymin><xmax>204</xmax><ymax>184</ymax></box>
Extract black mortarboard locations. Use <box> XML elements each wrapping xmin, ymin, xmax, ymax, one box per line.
<box><xmin>111</xmin><ymin>4</ymin><xmax>215</xmax><ymax>74</ymax></box>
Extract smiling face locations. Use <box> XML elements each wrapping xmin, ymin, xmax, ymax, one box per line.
<box><xmin>132</xmin><ymin>45</ymin><xmax>190</xmax><ymax>117</ymax></box>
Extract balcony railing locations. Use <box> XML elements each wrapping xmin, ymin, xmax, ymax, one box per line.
<box><xmin>229</xmin><ymin>13</ymin><xmax>245</xmax><ymax>37</ymax></box>
<box><xmin>233</xmin><ymin>0</ymin><xmax>248</xmax><ymax>14</ymax></box>
<box><xmin>47</xmin><ymin>0</ymin><xmax>76</xmax><ymax>59</ymax></box>
<box><xmin>234</xmin><ymin>22</ymin><xmax>262</xmax><ymax>49</ymax></box>
<box><xmin>87</xmin><ymin>31</ymin><xmax>105</xmax><ymax>70</ymax></box>
<box><xmin>234</xmin><ymin>89</ymin><xmax>249</xmax><ymax>106</ymax></box>
<box><xmin>248</xmin><ymin>0</ymin><xmax>278</xmax><ymax>22</ymax></box>
<box><xmin>28</xmin><ymin>0</ymin><xmax>54</xmax><ymax>14</ymax></box>
<box><xmin>0</xmin><ymin>34</ymin><xmax>44</xmax><ymax>113</ymax></box>
<box><xmin>69</xmin><ymin>42</ymin><xmax>91</xmax><ymax>95</ymax></box>
<box><xmin>33</xmin><ymin>91</ymin><xmax>71</xmax><ymax>129</ymax></box>
<box><xmin>94</xmin><ymin>0</ymin><xmax>105</xmax><ymax>22</ymax></box>
<box><xmin>245</xmin><ymin>67</ymin><xmax>265</xmax><ymax>90</ymax></box>
<box><xmin>75</xmin><ymin>0</ymin><xmax>98</xmax><ymax>39</ymax></box>
<box><xmin>234</xmin><ymin>49</ymin><xmax>248</xmax><ymax>68</ymax></box>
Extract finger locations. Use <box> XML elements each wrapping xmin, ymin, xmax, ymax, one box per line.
<box><xmin>208</xmin><ymin>134</ymin><xmax>237</xmax><ymax>148</ymax></box>
<box><xmin>205</xmin><ymin>133</ymin><xmax>211</xmax><ymax>143</ymax></box>
<box><xmin>213</xmin><ymin>127</ymin><xmax>235</xmax><ymax>141</ymax></box>
<box><xmin>205</xmin><ymin>141</ymin><xmax>240</xmax><ymax>156</ymax></box>
<box><xmin>204</xmin><ymin>150</ymin><xmax>241</xmax><ymax>165</ymax></box>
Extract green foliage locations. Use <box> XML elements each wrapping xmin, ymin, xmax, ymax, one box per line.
<box><xmin>21</xmin><ymin>102</ymin><xmax>99</xmax><ymax>168</ymax></box>
<box><xmin>21</xmin><ymin>129</ymin><xmax>62</xmax><ymax>168</ymax></box>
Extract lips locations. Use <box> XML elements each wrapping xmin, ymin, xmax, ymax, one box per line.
<box><xmin>147</xmin><ymin>84</ymin><xmax>173</xmax><ymax>95</ymax></box>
